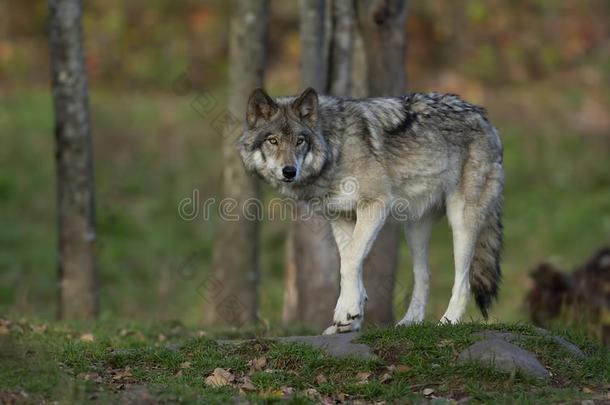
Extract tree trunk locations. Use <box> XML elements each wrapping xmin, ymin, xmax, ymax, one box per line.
<box><xmin>356</xmin><ymin>0</ymin><xmax>408</xmax><ymax>326</ymax></box>
<box><xmin>284</xmin><ymin>0</ymin><xmax>358</xmax><ymax>329</ymax></box>
<box><xmin>326</xmin><ymin>0</ymin><xmax>355</xmax><ymax>96</ymax></box>
<box><xmin>282</xmin><ymin>0</ymin><xmax>341</xmax><ymax>329</ymax></box>
<box><xmin>356</xmin><ymin>0</ymin><xmax>407</xmax><ymax>95</ymax></box>
<box><xmin>299</xmin><ymin>0</ymin><xmax>327</xmax><ymax>90</ymax></box>
<box><xmin>48</xmin><ymin>0</ymin><xmax>98</xmax><ymax>320</ymax></box>
<box><xmin>205</xmin><ymin>0</ymin><xmax>268</xmax><ymax>327</ymax></box>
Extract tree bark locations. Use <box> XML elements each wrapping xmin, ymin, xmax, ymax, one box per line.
<box><xmin>48</xmin><ymin>0</ymin><xmax>98</xmax><ymax>320</ymax></box>
<box><xmin>356</xmin><ymin>0</ymin><xmax>407</xmax><ymax>94</ymax></box>
<box><xmin>327</xmin><ymin>0</ymin><xmax>355</xmax><ymax>96</ymax></box>
<box><xmin>299</xmin><ymin>0</ymin><xmax>327</xmax><ymax>90</ymax></box>
<box><xmin>356</xmin><ymin>0</ymin><xmax>408</xmax><ymax>326</ymax></box>
<box><xmin>282</xmin><ymin>0</ymin><xmax>341</xmax><ymax>329</ymax></box>
<box><xmin>205</xmin><ymin>0</ymin><xmax>268</xmax><ymax>326</ymax></box>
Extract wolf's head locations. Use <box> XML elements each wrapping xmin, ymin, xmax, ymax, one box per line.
<box><xmin>238</xmin><ymin>87</ymin><xmax>329</xmax><ymax>187</ymax></box>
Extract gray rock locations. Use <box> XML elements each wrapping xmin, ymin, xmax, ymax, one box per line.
<box><xmin>474</xmin><ymin>329</ymin><xmax>585</xmax><ymax>358</ymax></box>
<box><xmin>277</xmin><ymin>332</ymin><xmax>376</xmax><ymax>360</ymax></box>
<box><xmin>458</xmin><ymin>338</ymin><xmax>549</xmax><ymax>379</ymax></box>
<box><xmin>534</xmin><ymin>327</ymin><xmax>585</xmax><ymax>358</ymax></box>
<box><xmin>218</xmin><ymin>332</ymin><xmax>377</xmax><ymax>360</ymax></box>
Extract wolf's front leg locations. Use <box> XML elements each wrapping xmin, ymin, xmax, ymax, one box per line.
<box><xmin>323</xmin><ymin>203</ymin><xmax>388</xmax><ymax>335</ymax></box>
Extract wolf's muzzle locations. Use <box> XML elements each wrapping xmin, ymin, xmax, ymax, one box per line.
<box><xmin>282</xmin><ymin>165</ymin><xmax>297</xmax><ymax>180</ymax></box>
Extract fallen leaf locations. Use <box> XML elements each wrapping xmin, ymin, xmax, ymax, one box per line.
<box><xmin>112</xmin><ymin>368</ymin><xmax>133</xmax><ymax>381</ymax></box>
<box><xmin>356</xmin><ymin>371</ymin><xmax>371</xmax><ymax>384</ymax></box>
<box><xmin>315</xmin><ymin>373</ymin><xmax>328</xmax><ymax>384</ymax></box>
<box><xmin>174</xmin><ymin>370</ymin><xmax>183</xmax><ymax>377</ymax></box>
<box><xmin>79</xmin><ymin>333</ymin><xmax>94</xmax><ymax>342</ymax></box>
<box><xmin>0</xmin><ymin>324</ymin><xmax>8</xmax><ymax>335</ymax></box>
<box><xmin>422</xmin><ymin>388</ymin><xmax>435</xmax><ymax>396</ymax></box>
<box><xmin>321</xmin><ymin>397</ymin><xmax>335</xmax><ymax>405</ymax></box>
<box><xmin>248</xmin><ymin>356</ymin><xmax>267</xmax><ymax>372</ymax></box>
<box><xmin>31</xmin><ymin>324</ymin><xmax>48</xmax><ymax>334</ymax></box>
<box><xmin>158</xmin><ymin>334</ymin><xmax>167</xmax><ymax>342</ymax></box>
<box><xmin>180</xmin><ymin>361</ymin><xmax>191</xmax><ymax>369</ymax></box>
<box><xmin>582</xmin><ymin>387</ymin><xmax>593</xmax><ymax>394</ymax></box>
<box><xmin>281</xmin><ymin>386</ymin><xmax>295</xmax><ymax>396</ymax></box>
<box><xmin>380</xmin><ymin>373</ymin><xmax>392</xmax><ymax>383</ymax></box>
<box><xmin>78</xmin><ymin>372</ymin><xmax>102</xmax><ymax>383</ymax></box>
<box><xmin>395</xmin><ymin>364</ymin><xmax>411</xmax><ymax>372</ymax></box>
<box><xmin>337</xmin><ymin>392</ymin><xmax>349</xmax><ymax>401</ymax></box>
<box><xmin>304</xmin><ymin>388</ymin><xmax>320</xmax><ymax>400</ymax></box>
<box><xmin>240</xmin><ymin>376</ymin><xmax>256</xmax><ymax>392</ymax></box>
<box><xmin>204</xmin><ymin>368</ymin><xmax>234</xmax><ymax>387</ymax></box>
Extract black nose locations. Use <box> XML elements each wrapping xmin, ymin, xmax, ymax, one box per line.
<box><xmin>282</xmin><ymin>165</ymin><xmax>297</xmax><ymax>179</ymax></box>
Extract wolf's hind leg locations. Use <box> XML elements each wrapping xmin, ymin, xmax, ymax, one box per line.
<box><xmin>441</xmin><ymin>193</ymin><xmax>477</xmax><ymax>324</ymax></box>
<box><xmin>397</xmin><ymin>217</ymin><xmax>433</xmax><ymax>326</ymax></box>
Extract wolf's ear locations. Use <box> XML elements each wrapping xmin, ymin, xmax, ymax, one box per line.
<box><xmin>292</xmin><ymin>87</ymin><xmax>319</xmax><ymax>125</ymax></box>
<box><xmin>247</xmin><ymin>88</ymin><xmax>278</xmax><ymax>128</ymax></box>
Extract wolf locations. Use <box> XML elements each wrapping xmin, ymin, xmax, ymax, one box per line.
<box><xmin>239</xmin><ymin>87</ymin><xmax>503</xmax><ymax>334</ymax></box>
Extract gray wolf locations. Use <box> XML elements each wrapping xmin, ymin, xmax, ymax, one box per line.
<box><xmin>239</xmin><ymin>87</ymin><xmax>504</xmax><ymax>334</ymax></box>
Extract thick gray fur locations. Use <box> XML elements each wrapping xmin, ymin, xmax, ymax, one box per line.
<box><xmin>239</xmin><ymin>88</ymin><xmax>503</xmax><ymax>333</ymax></box>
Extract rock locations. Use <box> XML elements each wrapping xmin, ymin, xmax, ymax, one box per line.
<box><xmin>534</xmin><ymin>328</ymin><xmax>586</xmax><ymax>358</ymax></box>
<box><xmin>277</xmin><ymin>332</ymin><xmax>376</xmax><ymax>360</ymax></box>
<box><xmin>474</xmin><ymin>329</ymin><xmax>585</xmax><ymax>358</ymax></box>
<box><xmin>458</xmin><ymin>338</ymin><xmax>549</xmax><ymax>379</ymax></box>
<box><xmin>218</xmin><ymin>332</ymin><xmax>376</xmax><ymax>360</ymax></box>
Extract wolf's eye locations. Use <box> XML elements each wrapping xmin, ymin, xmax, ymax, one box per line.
<box><xmin>267</xmin><ymin>138</ymin><xmax>278</xmax><ymax>145</ymax></box>
<box><xmin>296</xmin><ymin>138</ymin><xmax>305</xmax><ymax>146</ymax></box>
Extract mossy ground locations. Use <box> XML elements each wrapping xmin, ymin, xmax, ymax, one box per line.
<box><xmin>1</xmin><ymin>320</ymin><xmax>608</xmax><ymax>404</ymax></box>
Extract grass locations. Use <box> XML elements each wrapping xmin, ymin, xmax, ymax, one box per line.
<box><xmin>0</xmin><ymin>319</ymin><xmax>608</xmax><ymax>403</ymax></box>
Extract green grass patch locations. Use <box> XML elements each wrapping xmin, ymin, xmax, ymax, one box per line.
<box><xmin>0</xmin><ymin>320</ymin><xmax>608</xmax><ymax>403</ymax></box>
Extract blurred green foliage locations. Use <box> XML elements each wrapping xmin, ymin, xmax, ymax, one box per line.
<box><xmin>1</xmin><ymin>1</ymin><xmax>609</xmax><ymax>89</ymax></box>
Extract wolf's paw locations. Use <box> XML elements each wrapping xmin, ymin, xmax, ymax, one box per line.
<box><xmin>395</xmin><ymin>316</ymin><xmax>423</xmax><ymax>328</ymax></box>
<box><xmin>323</xmin><ymin>292</ymin><xmax>365</xmax><ymax>334</ymax></box>
<box><xmin>438</xmin><ymin>315</ymin><xmax>461</xmax><ymax>325</ymax></box>
<box><xmin>322</xmin><ymin>313</ymin><xmax>363</xmax><ymax>335</ymax></box>
<box><xmin>396</xmin><ymin>306</ymin><xmax>425</xmax><ymax>327</ymax></box>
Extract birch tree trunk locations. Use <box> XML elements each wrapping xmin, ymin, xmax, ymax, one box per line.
<box><xmin>205</xmin><ymin>0</ymin><xmax>268</xmax><ymax>326</ymax></box>
<box><xmin>48</xmin><ymin>0</ymin><xmax>98</xmax><ymax>320</ymax></box>
<box><xmin>356</xmin><ymin>0</ymin><xmax>408</xmax><ymax>326</ymax></box>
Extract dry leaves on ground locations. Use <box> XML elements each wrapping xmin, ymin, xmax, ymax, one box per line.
<box><xmin>247</xmin><ymin>356</ymin><xmax>267</xmax><ymax>373</ymax></box>
<box><xmin>79</xmin><ymin>333</ymin><xmax>95</xmax><ymax>342</ymax></box>
<box><xmin>204</xmin><ymin>368</ymin><xmax>235</xmax><ymax>387</ymax></box>
<box><xmin>356</xmin><ymin>371</ymin><xmax>371</xmax><ymax>384</ymax></box>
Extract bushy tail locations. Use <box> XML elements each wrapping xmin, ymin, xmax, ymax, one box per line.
<box><xmin>470</xmin><ymin>204</ymin><xmax>503</xmax><ymax>319</ymax></box>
